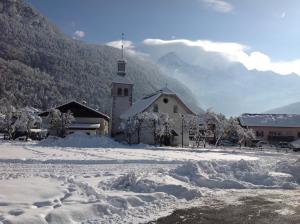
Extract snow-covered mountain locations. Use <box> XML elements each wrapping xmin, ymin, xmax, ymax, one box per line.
<box><xmin>0</xmin><ymin>0</ymin><xmax>202</xmax><ymax>114</ymax></box>
<box><xmin>157</xmin><ymin>51</ymin><xmax>300</xmax><ymax>116</ymax></box>
<box><xmin>266</xmin><ymin>102</ymin><xmax>300</xmax><ymax>114</ymax></box>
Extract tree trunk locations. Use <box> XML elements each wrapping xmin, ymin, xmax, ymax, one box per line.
<box><xmin>137</xmin><ymin>128</ymin><xmax>140</xmax><ymax>144</ymax></box>
<box><xmin>215</xmin><ymin>132</ymin><xmax>224</xmax><ymax>147</ymax></box>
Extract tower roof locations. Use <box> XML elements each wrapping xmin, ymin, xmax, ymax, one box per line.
<box><xmin>112</xmin><ymin>75</ymin><xmax>133</xmax><ymax>85</ymax></box>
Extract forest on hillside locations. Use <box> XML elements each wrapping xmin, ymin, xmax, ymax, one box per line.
<box><xmin>0</xmin><ymin>0</ymin><xmax>201</xmax><ymax>115</ymax></box>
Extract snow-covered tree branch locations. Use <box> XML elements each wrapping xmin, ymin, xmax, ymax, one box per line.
<box><xmin>47</xmin><ymin>109</ymin><xmax>74</xmax><ymax>137</ymax></box>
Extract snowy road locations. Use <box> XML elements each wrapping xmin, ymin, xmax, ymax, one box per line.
<box><xmin>0</xmin><ymin>135</ymin><xmax>300</xmax><ymax>224</ymax></box>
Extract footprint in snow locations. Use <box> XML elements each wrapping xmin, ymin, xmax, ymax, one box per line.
<box><xmin>8</xmin><ymin>208</ymin><xmax>24</xmax><ymax>216</ymax></box>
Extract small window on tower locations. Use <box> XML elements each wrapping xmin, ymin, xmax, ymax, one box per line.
<box><xmin>153</xmin><ymin>104</ymin><xmax>159</xmax><ymax>112</ymax></box>
<box><xmin>124</xmin><ymin>88</ymin><xmax>129</xmax><ymax>96</ymax></box>
<box><xmin>173</xmin><ymin>105</ymin><xmax>178</xmax><ymax>113</ymax></box>
<box><xmin>118</xmin><ymin>60</ymin><xmax>126</xmax><ymax>73</ymax></box>
<box><xmin>117</xmin><ymin>88</ymin><xmax>122</xmax><ymax>96</ymax></box>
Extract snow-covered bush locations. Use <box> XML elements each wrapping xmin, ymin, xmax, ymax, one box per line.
<box><xmin>47</xmin><ymin>109</ymin><xmax>74</xmax><ymax>137</ymax></box>
<box><xmin>0</xmin><ymin>105</ymin><xmax>41</xmax><ymax>139</ymax></box>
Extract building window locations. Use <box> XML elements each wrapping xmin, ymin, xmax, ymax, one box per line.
<box><xmin>298</xmin><ymin>132</ymin><xmax>300</xmax><ymax>138</ymax></box>
<box><xmin>173</xmin><ymin>105</ymin><xmax>178</xmax><ymax>113</ymax></box>
<box><xmin>153</xmin><ymin>104</ymin><xmax>159</xmax><ymax>112</ymax></box>
<box><xmin>117</xmin><ymin>88</ymin><xmax>122</xmax><ymax>96</ymax></box>
<box><xmin>269</xmin><ymin>131</ymin><xmax>276</xmax><ymax>136</ymax></box>
<box><xmin>124</xmin><ymin>88</ymin><xmax>129</xmax><ymax>96</ymax></box>
<box><xmin>163</xmin><ymin>98</ymin><xmax>169</xmax><ymax>104</ymax></box>
<box><xmin>256</xmin><ymin>131</ymin><xmax>264</xmax><ymax>137</ymax></box>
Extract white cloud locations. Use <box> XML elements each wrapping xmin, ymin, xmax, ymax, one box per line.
<box><xmin>73</xmin><ymin>30</ymin><xmax>85</xmax><ymax>39</ymax></box>
<box><xmin>201</xmin><ymin>0</ymin><xmax>233</xmax><ymax>13</ymax></box>
<box><xmin>106</xmin><ymin>40</ymin><xmax>149</xmax><ymax>58</ymax></box>
<box><xmin>143</xmin><ymin>38</ymin><xmax>300</xmax><ymax>75</ymax></box>
<box><xmin>106</xmin><ymin>40</ymin><xmax>135</xmax><ymax>50</ymax></box>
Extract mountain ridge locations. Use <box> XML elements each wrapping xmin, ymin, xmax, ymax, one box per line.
<box><xmin>157</xmin><ymin>51</ymin><xmax>300</xmax><ymax>116</ymax></box>
<box><xmin>0</xmin><ymin>0</ymin><xmax>203</xmax><ymax>115</ymax></box>
<box><xmin>266</xmin><ymin>102</ymin><xmax>300</xmax><ymax>114</ymax></box>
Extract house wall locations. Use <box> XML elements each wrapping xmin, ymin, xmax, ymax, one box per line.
<box><xmin>66</xmin><ymin>129</ymin><xmax>97</xmax><ymax>136</ymax></box>
<box><xmin>248</xmin><ymin>126</ymin><xmax>300</xmax><ymax>142</ymax></box>
<box><xmin>140</xmin><ymin>95</ymin><xmax>194</xmax><ymax>146</ymax></box>
<box><xmin>41</xmin><ymin>116</ymin><xmax>109</xmax><ymax>136</ymax></box>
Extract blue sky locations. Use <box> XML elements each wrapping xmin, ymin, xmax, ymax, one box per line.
<box><xmin>26</xmin><ymin>0</ymin><xmax>300</xmax><ymax>74</ymax></box>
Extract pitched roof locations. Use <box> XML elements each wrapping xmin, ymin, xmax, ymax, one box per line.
<box><xmin>39</xmin><ymin>101</ymin><xmax>110</xmax><ymax>121</ymax></box>
<box><xmin>112</xmin><ymin>75</ymin><xmax>133</xmax><ymax>85</ymax></box>
<box><xmin>239</xmin><ymin>113</ymin><xmax>300</xmax><ymax>128</ymax></box>
<box><xmin>121</xmin><ymin>87</ymin><xmax>195</xmax><ymax>119</ymax></box>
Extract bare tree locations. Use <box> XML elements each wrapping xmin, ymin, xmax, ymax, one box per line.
<box><xmin>121</xmin><ymin>112</ymin><xmax>176</xmax><ymax>145</ymax></box>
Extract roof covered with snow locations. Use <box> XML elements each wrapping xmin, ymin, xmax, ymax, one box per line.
<box><xmin>39</xmin><ymin>101</ymin><xmax>110</xmax><ymax>121</ymax></box>
<box><xmin>69</xmin><ymin>123</ymin><xmax>101</xmax><ymax>129</ymax></box>
<box><xmin>121</xmin><ymin>87</ymin><xmax>195</xmax><ymax>119</ymax></box>
<box><xmin>239</xmin><ymin>113</ymin><xmax>300</xmax><ymax>128</ymax></box>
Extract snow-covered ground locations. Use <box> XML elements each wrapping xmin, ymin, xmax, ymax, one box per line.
<box><xmin>0</xmin><ymin>133</ymin><xmax>299</xmax><ymax>224</ymax></box>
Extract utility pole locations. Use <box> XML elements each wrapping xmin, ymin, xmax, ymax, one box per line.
<box><xmin>181</xmin><ymin>114</ymin><xmax>184</xmax><ymax>148</ymax></box>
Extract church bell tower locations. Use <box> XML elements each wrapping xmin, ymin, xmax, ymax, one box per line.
<box><xmin>111</xmin><ymin>33</ymin><xmax>133</xmax><ymax>136</ymax></box>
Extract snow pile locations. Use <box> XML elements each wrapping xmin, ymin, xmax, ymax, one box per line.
<box><xmin>171</xmin><ymin>160</ymin><xmax>298</xmax><ymax>189</ymax></box>
<box><xmin>108</xmin><ymin>172</ymin><xmax>202</xmax><ymax>200</ymax></box>
<box><xmin>39</xmin><ymin>132</ymin><xmax>124</xmax><ymax>148</ymax></box>
<box><xmin>276</xmin><ymin>159</ymin><xmax>300</xmax><ymax>184</ymax></box>
<box><xmin>290</xmin><ymin>139</ymin><xmax>300</xmax><ymax>148</ymax></box>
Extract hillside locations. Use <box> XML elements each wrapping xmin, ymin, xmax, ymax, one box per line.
<box><xmin>0</xmin><ymin>0</ymin><xmax>202</xmax><ymax>114</ymax></box>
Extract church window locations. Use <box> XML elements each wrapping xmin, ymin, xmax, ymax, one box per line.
<box><xmin>173</xmin><ymin>105</ymin><xmax>178</xmax><ymax>113</ymax></box>
<box><xmin>153</xmin><ymin>104</ymin><xmax>159</xmax><ymax>112</ymax></box>
<box><xmin>117</xmin><ymin>88</ymin><xmax>122</xmax><ymax>96</ymax></box>
<box><xmin>163</xmin><ymin>98</ymin><xmax>169</xmax><ymax>104</ymax></box>
<box><xmin>124</xmin><ymin>88</ymin><xmax>129</xmax><ymax>96</ymax></box>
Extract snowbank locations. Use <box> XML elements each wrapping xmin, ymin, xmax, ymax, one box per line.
<box><xmin>171</xmin><ymin>160</ymin><xmax>298</xmax><ymax>189</ymax></box>
<box><xmin>109</xmin><ymin>172</ymin><xmax>201</xmax><ymax>200</ymax></box>
<box><xmin>39</xmin><ymin>132</ymin><xmax>124</xmax><ymax>148</ymax></box>
<box><xmin>276</xmin><ymin>159</ymin><xmax>300</xmax><ymax>184</ymax></box>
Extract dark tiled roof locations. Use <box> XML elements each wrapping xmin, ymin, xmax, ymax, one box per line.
<box><xmin>239</xmin><ymin>113</ymin><xmax>300</xmax><ymax>128</ymax></box>
<box><xmin>39</xmin><ymin>101</ymin><xmax>110</xmax><ymax>121</ymax></box>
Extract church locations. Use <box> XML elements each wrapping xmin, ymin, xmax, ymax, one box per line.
<box><xmin>110</xmin><ymin>41</ymin><xmax>195</xmax><ymax>146</ymax></box>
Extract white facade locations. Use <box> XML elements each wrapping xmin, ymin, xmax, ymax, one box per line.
<box><xmin>121</xmin><ymin>88</ymin><xmax>196</xmax><ymax>146</ymax></box>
